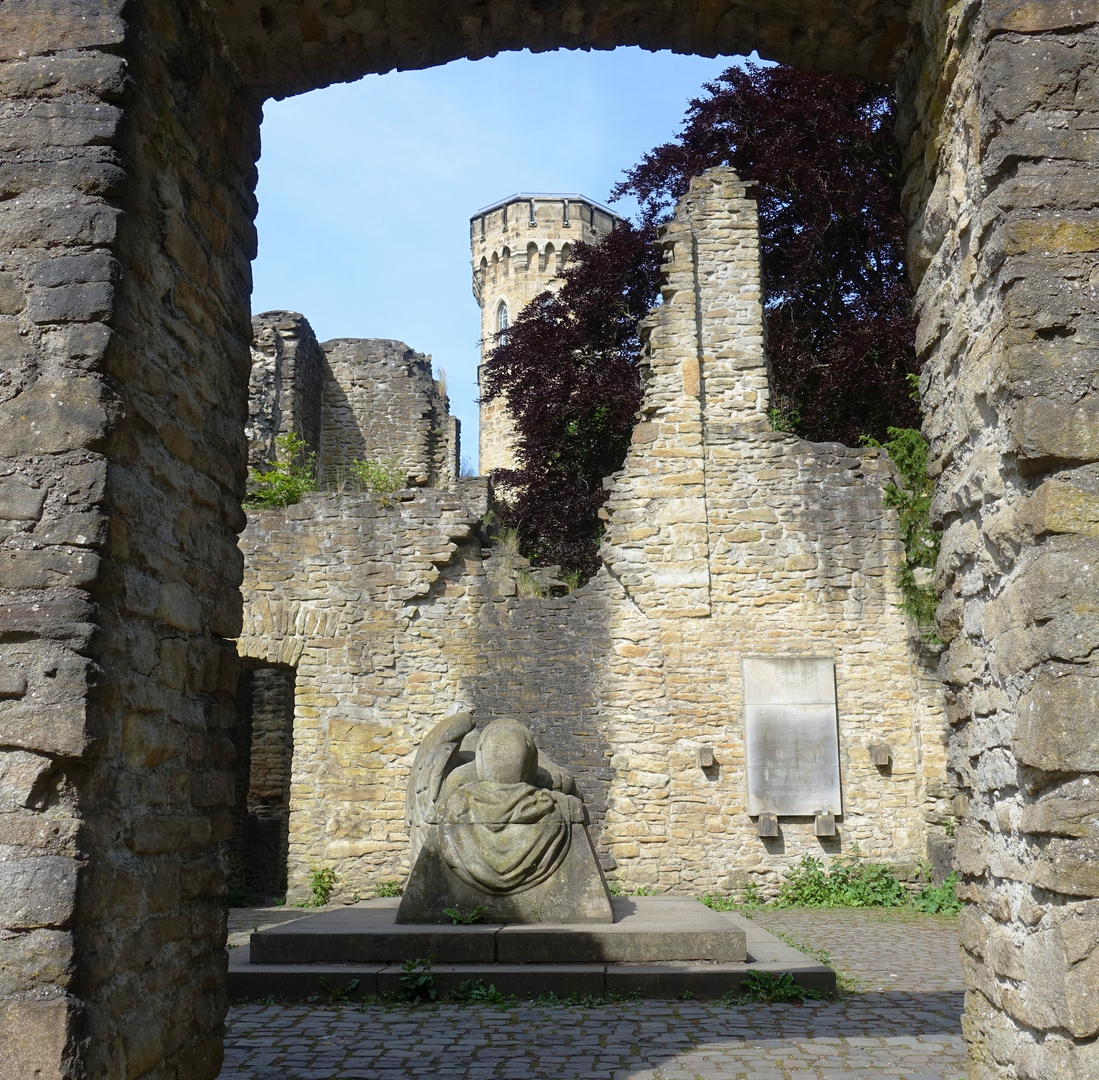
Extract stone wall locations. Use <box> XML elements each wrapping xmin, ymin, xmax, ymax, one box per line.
<box><xmin>238</xmin><ymin>170</ymin><xmax>948</xmax><ymax>905</ymax></box>
<box><xmin>897</xmin><ymin>2</ymin><xmax>1099</xmax><ymax>1076</ymax></box>
<box><xmin>318</xmin><ymin>337</ymin><xmax>459</xmax><ymax>489</ymax></box>
<box><xmin>0</xmin><ymin>0</ymin><xmax>258</xmax><ymax>1075</ymax></box>
<box><xmin>5</xmin><ymin>0</ymin><xmax>1097</xmax><ymax>1076</ymax></box>
<box><xmin>247</xmin><ymin>311</ymin><xmax>326</xmax><ymax>469</ymax></box>
<box><xmin>247</xmin><ymin>315</ymin><xmax>459</xmax><ymax>490</ymax></box>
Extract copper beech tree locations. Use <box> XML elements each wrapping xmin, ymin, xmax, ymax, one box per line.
<box><xmin>481</xmin><ymin>63</ymin><xmax>918</xmax><ymax>580</ymax></box>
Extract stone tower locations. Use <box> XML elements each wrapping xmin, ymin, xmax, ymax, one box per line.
<box><xmin>471</xmin><ymin>193</ymin><xmax>624</xmax><ymax>474</ymax></box>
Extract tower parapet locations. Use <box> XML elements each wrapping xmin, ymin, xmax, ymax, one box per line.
<box><xmin>471</xmin><ymin>193</ymin><xmax>625</xmax><ymax>475</ymax></box>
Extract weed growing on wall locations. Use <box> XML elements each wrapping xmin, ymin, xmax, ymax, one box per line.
<box><xmin>246</xmin><ymin>432</ymin><xmax>317</xmax><ymax>508</ymax></box>
<box><xmin>399</xmin><ymin>957</ymin><xmax>437</xmax><ymax>1002</ymax></box>
<box><xmin>375</xmin><ymin>879</ymin><xmax>403</xmax><ymax>898</ymax></box>
<box><xmin>862</xmin><ymin>417</ymin><xmax>941</xmax><ymax>638</ymax></box>
<box><xmin>349</xmin><ymin>457</ymin><xmax>407</xmax><ymax>497</ymax></box>
<box><xmin>725</xmin><ymin>971</ymin><xmax>824</xmax><ymax>1004</ymax></box>
<box><xmin>297</xmin><ymin>866</ymin><xmax>337</xmax><ymax>908</ymax></box>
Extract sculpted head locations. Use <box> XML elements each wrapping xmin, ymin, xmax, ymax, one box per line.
<box><xmin>476</xmin><ymin>718</ymin><xmax>538</xmax><ymax>785</ymax></box>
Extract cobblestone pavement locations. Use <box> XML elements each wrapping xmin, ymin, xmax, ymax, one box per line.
<box><xmin>220</xmin><ymin>910</ymin><xmax>967</xmax><ymax>1080</ymax></box>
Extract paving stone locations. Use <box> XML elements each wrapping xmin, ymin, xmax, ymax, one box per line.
<box><xmin>222</xmin><ymin>909</ymin><xmax>966</xmax><ymax>1079</ymax></box>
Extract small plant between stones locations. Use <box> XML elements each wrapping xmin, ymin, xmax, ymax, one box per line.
<box><xmin>295</xmin><ymin>866</ymin><xmax>337</xmax><ymax>908</ymax></box>
<box><xmin>399</xmin><ymin>957</ymin><xmax>437</xmax><ymax>1002</ymax></box>
<box><xmin>913</xmin><ymin>872</ymin><xmax>963</xmax><ymax>915</ymax></box>
<box><xmin>443</xmin><ymin>905</ymin><xmax>487</xmax><ymax>925</ymax></box>
<box><xmin>724</xmin><ymin>971</ymin><xmax>823</xmax><ymax>1005</ymax></box>
<box><xmin>307</xmin><ymin>977</ymin><xmax>360</xmax><ymax>1005</ymax></box>
<box><xmin>452</xmin><ymin>980</ymin><xmax>515</xmax><ymax>1006</ymax></box>
<box><xmin>861</xmin><ymin>407</ymin><xmax>941</xmax><ymax>642</ymax></box>
<box><xmin>348</xmin><ymin>457</ymin><xmax>407</xmax><ymax>499</ymax></box>
<box><xmin>245</xmin><ymin>432</ymin><xmax>317</xmax><ymax>509</ymax></box>
<box><xmin>375</xmin><ymin>879</ymin><xmax>403</xmax><ymax>898</ymax></box>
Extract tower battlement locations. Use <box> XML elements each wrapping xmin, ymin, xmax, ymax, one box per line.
<box><xmin>471</xmin><ymin>193</ymin><xmax>625</xmax><ymax>474</ymax></box>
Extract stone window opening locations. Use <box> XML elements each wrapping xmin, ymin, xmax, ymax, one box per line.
<box><xmin>496</xmin><ymin>301</ymin><xmax>509</xmax><ymax>335</ymax></box>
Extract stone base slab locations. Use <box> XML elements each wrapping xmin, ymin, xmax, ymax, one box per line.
<box><xmin>230</xmin><ymin>901</ymin><xmax>834</xmax><ymax>1001</ymax></box>
<box><xmin>249</xmin><ymin>896</ymin><xmax>745</xmax><ymax>965</ymax></box>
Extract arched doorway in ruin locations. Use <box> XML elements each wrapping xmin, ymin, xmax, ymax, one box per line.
<box><xmin>3</xmin><ymin>3</ymin><xmax>1093</xmax><ymax>1079</ymax></box>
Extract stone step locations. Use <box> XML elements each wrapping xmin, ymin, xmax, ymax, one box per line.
<box><xmin>228</xmin><ymin>901</ymin><xmax>836</xmax><ymax>1003</ymax></box>
<box><xmin>248</xmin><ymin>896</ymin><xmax>746</xmax><ymax>965</ymax></box>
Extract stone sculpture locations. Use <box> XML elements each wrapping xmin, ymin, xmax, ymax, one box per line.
<box><xmin>397</xmin><ymin>710</ymin><xmax>613</xmax><ymax>923</ymax></box>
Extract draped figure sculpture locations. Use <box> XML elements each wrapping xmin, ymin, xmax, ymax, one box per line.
<box><xmin>397</xmin><ymin>710</ymin><xmax>613</xmax><ymax>924</ymax></box>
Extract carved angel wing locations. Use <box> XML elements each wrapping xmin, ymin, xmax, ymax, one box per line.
<box><xmin>406</xmin><ymin>710</ymin><xmax>476</xmax><ymax>863</ymax></box>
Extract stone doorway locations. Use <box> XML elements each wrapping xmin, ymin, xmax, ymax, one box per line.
<box><xmin>233</xmin><ymin>662</ymin><xmax>296</xmax><ymax>901</ymax></box>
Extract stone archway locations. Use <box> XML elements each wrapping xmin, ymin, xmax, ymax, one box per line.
<box><xmin>1</xmin><ymin>2</ymin><xmax>1095</xmax><ymax>1078</ymax></box>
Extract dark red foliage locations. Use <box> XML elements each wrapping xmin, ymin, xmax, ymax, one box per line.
<box><xmin>483</xmin><ymin>62</ymin><xmax>918</xmax><ymax>579</ymax></box>
<box><xmin>615</xmin><ymin>62</ymin><xmax>918</xmax><ymax>443</ymax></box>
<box><xmin>480</xmin><ymin>223</ymin><xmax>661</xmax><ymax>579</ymax></box>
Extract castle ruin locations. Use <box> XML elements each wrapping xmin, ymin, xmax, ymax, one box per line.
<box><xmin>2</xmin><ymin>2</ymin><xmax>1098</xmax><ymax>1077</ymax></box>
<box><xmin>235</xmin><ymin>170</ymin><xmax>950</xmax><ymax>910</ymax></box>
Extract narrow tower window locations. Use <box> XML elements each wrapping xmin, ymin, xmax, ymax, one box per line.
<box><xmin>496</xmin><ymin>302</ymin><xmax>509</xmax><ymax>334</ymax></box>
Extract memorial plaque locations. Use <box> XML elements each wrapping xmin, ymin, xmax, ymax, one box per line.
<box><xmin>742</xmin><ymin>657</ymin><xmax>840</xmax><ymax>817</ymax></box>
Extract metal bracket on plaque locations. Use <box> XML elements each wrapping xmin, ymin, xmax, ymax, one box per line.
<box><xmin>697</xmin><ymin>745</ymin><xmax>715</xmax><ymax>768</ymax></box>
<box><xmin>756</xmin><ymin>813</ymin><xmax>779</xmax><ymax>838</ymax></box>
<box><xmin>814</xmin><ymin>811</ymin><xmax>836</xmax><ymax>837</ymax></box>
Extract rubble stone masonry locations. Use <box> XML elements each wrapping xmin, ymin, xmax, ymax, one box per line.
<box><xmin>2</xmin><ymin>0</ymin><xmax>1097</xmax><ymax>1076</ymax></box>
<box><xmin>237</xmin><ymin>171</ymin><xmax>948</xmax><ymax>908</ymax></box>
<box><xmin>897</xmin><ymin>2</ymin><xmax>1099</xmax><ymax>1076</ymax></box>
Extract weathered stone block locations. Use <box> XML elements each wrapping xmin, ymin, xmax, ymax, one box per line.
<box><xmin>1020</xmin><ymin>781</ymin><xmax>1099</xmax><ymax>838</ymax></box>
<box><xmin>1015</xmin><ymin>672</ymin><xmax>1099</xmax><ymax>773</ymax></box>
<box><xmin>0</xmin><ymin>477</ymin><xmax>47</xmax><ymax>521</ymax></box>
<box><xmin>985</xmin><ymin>0</ymin><xmax>1099</xmax><ymax>33</ymax></box>
<box><xmin>1032</xmin><ymin>838</ymin><xmax>1099</xmax><ymax>898</ymax></box>
<box><xmin>0</xmin><ymin>997</ymin><xmax>75</xmax><ymax>1079</ymax></box>
<box><xmin>0</xmin><ymin>855</ymin><xmax>78</xmax><ymax>929</ymax></box>
<box><xmin>0</xmin><ymin>750</ymin><xmax>52</xmax><ymax>811</ymax></box>
<box><xmin>0</xmin><ymin>378</ymin><xmax>111</xmax><ymax>456</ymax></box>
<box><xmin>1012</xmin><ymin>397</ymin><xmax>1099</xmax><ymax>465</ymax></box>
<box><xmin>0</xmin><ymin>272</ymin><xmax>25</xmax><ymax>315</ymax></box>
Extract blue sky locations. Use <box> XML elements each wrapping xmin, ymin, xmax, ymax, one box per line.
<box><xmin>252</xmin><ymin>48</ymin><xmax>747</xmax><ymax>468</ymax></box>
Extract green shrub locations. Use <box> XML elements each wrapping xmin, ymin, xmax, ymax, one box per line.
<box><xmin>227</xmin><ymin>886</ymin><xmax>257</xmax><ymax>908</ymax></box>
<box><xmin>913</xmin><ymin>872</ymin><xmax>962</xmax><ymax>915</ymax></box>
<box><xmin>246</xmin><ymin>432</ymin><xmax>317</xmax><ymax>508</ymax></box>
<box><xmin>452</xmin><ymin>980</ymin><xmax>515</xmax><ymax>1006</ymax></box>
<box><xmin>698</xmin><ymin>891</ymin><xmax>738</xmax><ymax>912</ymax></box>
<box><xmin>375</xmin><ymin>879</ymin><xmax>403</xmax><ymax>898</ymax></box>
<box><xmin>304</xmin><ymin>866</ymin><xmax>337</xmax><ymax>908</ymax></box>
<box><xmin>726</xmin><ymin>971</ymin><xmax>822</xmax><ymax>1004</ymax></box>
<box><xmin>775</xmin><ymin>854</ymin><xmax>906</xmax><ymax>909</ymax></box>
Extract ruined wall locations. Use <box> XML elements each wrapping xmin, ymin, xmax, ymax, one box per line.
<box><xmin>6</xmin><ymin>0</ymin><xmax>1098</xmax><ymax>1076</ymax></box>
<box><xmin>317</xmin><ymin>337</ymin><xmax>459</xmax><ymax>489</ymax></box>
<box><xmin>246</xmin><ymin>311</ymin><xmax>325</xmax><ymax>468</ymax></box>
<box><xmin>238</xmin><ymin>170</ymin><xmax>947</xmax><ymax>904</ymax></box>
<box><xmin>896</xmin><ymin>2</ymin><xmax>1099</xmax><ymax>1077</ymax></box>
